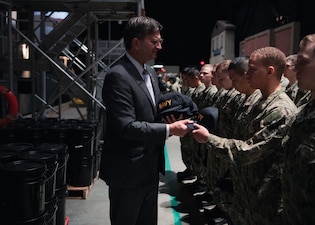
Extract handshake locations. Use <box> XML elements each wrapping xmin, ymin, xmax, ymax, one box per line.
<box><xmin>186</xmin><ymin>122</ymin><xmax>196</xmax><ymax>130</ymax></box>
<box><xmin>184</xmin><ymin>107</ymin><xmax>219</xmax><ymax>132</ymax></box>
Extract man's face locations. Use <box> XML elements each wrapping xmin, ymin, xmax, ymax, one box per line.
<box><xmin>138</xmin><ymin>32</ymin><xmax>163</xmax><ymax>63</ymax></box>
<box><xmin>229</xmin><ymin>69</ymin><xmax>249</xmax><ymax>93</ymax></box>
<box><xmin>182</xmin><ymin>74</ymin><xmax>198</xmax><ymax>88</ymax></box>
<box><xmin>247</xmin><ymin>54</ymin><xmax>268</xmax><ymax>90</ymax></box>
<box><xmin>217</xmin><ymin>70</ymin><xmax>232</xmax><ymax>90</ymax></box>
<box><xmin>284</xmin><ymin>60</ymin><xmax>296</xmax><ymax>81</ymax></box>
<box><xmin>212</xmin><ymin>71</ymin><xmax>221</xmax><ymax>88</ymax></box>
<box><xmin>199</xmin><ymin>66</ymin><xmax>214</xmax><ymax>85</ymax></box>
<box><xmin>295</xmin><ymin>43</ymin><xmax>315</xmax><ymax>91</ymax></box>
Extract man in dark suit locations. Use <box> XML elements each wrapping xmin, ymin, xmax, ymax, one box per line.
<box><xmin>100</xmin><ymin>16</ymin><xmax>192</xmax><ymax>225</ymax></box>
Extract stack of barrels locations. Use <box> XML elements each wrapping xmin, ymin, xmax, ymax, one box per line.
<box><xmin>0</xmin><ymin>118</ymin><xmax>102</xmax><ymax>225</ymax></box>
<box><xmin>0</xmin><ymin>142</ymin><xmax>68</xmax><ymax>225</ymax></box>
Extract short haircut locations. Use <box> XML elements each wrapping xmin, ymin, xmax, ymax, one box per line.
<box><xmin>251</xmin><ymin>46</ymin><xmax>286</xmax><ymax>79</ymax></box>
<box><xmin>286</xmin><ymin>54</ymin><xmax>297</xmax><ymax>65</ymax></box>
<box><xmin>216</xmin><ymin>59</ymin><xmax>231</xmax><ymax>72</ymax></box>
<box><xmin>228</xmin><ymin>56</ymin><xmax>249</xmax><ymax>75</ymax></box>
<box><xmin>123</xmin><ymin>16</ymin><xmax>163</xmax><ymax>50</ymax></box>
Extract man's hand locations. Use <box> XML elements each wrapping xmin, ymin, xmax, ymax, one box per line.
<box><xmin>168</xmin><ymin>119</ymin><xmax>194</xmax><ymax>137</ymax></box>
<box><xmin>162</xmin><ymin>114</ymin><xmax>184</xmax><ymax>123</ymax></box>
<box><xmin>191</xmin><ymin>123</ymin><xmax>210</xmax><ymax>143</ymax></box>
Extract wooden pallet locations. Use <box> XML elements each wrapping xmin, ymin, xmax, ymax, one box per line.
<box><xmin>67</xmin><ymin>172</ymin><xmax>99</xmax><ymax>199</ymax></box>
<box><xmin>67</xmin><ymin>184</ymin><xmax>92</xmax><ymax>199</ymax></box>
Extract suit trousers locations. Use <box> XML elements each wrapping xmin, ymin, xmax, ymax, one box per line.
<box><xmin>108</xmin><ymin>183</ymin><xmax>159</xmax><ymax>225</ymax></box>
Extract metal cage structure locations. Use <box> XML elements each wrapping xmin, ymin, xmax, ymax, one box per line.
<box><xmin>0</xmin><ymin>0</ymin><xmax>144</xmax><ymax>121</ymax></box>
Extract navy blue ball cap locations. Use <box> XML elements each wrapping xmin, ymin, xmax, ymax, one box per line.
<box><xmin>197</xmin><ymin>106</ymin><xmax>219</xmax><ymax>132</ymax></box>
<box><xmin>156</xmin><ymin>92</ymin><xmax>199</xmax><ymax>120</ymax></box>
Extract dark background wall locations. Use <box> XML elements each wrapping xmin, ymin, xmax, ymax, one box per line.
<box><xmin>103</xmin><ymin>0</ymin><xmax>315</xmax><ymax>69</ymax></box>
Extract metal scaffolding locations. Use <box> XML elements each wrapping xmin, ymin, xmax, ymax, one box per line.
<box><xmin>0</xmin><ymin>0</ymin><xmax>143</xmax><ymax>121</ymax></box>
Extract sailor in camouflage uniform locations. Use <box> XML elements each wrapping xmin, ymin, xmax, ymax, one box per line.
<box><xmin>198</xmin><ymin>64</ymin><xmax>218</xmax><ymax>109</ymax></box>
<box><xmin>282</xmin><ymin>33</ymin><xmax>315</xmax><ymax>225</ymax></box>
<box><xmin>216</xmin><ymin>60</ymin><xmax>242</xmax><ymax>138</ymax></box>
<box><xmin>201</xmin><ymin>60</ymin><xmax>243</xmax><ymax>222</ymax></box>
<box><xmin>178</xmin><ymin>67</ymin><xmax>205</xmax><ymax>183</ymax></box>
<box><xmin>204</xmin><ymin>61</ymin><xmax>230</xmax><ymax>196</ymax></box>
<box><xmin>227</xmin><ymin>57</ymin><xmax>262</xmax><ymax>225</ymax></box>
<box><xmin>284</xmin><ymin>54</ymin><xmax>311</xmax><ymax>107</ymax></box>
<box><xmin>192</xmin><ymin>47</ymin><xmax>297</xmax><ymax>225</ymax></box>
<box><xmin>215</xmin><ymin>56</ymin><xmax>262</xmax><ymax>223</ymax></box>
<box><xmin>209</xmin><ymin>66</ymin><xmax>228</xmax><ymax>107</ymax></box>
<box><xmin>204</xmin><ymin>57</ymin><xmax>260</xmax><ymax>223</ymax></box>
<box><xmin>192</xmin><ymin>64</ymin><xmax>218</xmax><ymax>192</ymax></box>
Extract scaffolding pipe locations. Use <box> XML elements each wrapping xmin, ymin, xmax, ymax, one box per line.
<box><xmin>12</xmin><ymin>25</ymin><xmax>106</xmax><ymax>113</ymax></box>
<box><xmin>8</xmin><ymin>5</ymin><xmax>14</xmax><ymax>91</ymax></box>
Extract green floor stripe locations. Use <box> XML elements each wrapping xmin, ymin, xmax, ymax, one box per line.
<box><xmin>164</xmin><ymin>145</ymin><xmax>182</xmax><ymax>225</ymax></box>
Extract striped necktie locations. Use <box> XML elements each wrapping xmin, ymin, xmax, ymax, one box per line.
<box><xmin>143</xmin><ymin>69</ymin><xmax>155</xmax><ymax>105</ymax></box>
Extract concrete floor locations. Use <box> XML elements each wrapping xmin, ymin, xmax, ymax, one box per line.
<box><xmin>65</xmin><ymin>135</ymin><xmax>209</xmax><ymax>225</ymax></box>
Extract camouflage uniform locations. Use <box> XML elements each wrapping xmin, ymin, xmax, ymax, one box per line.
<box><xmin>178</xmin><ymin>86</ymin><xmax>194</xmax><ymax>172</ymax></box>
<box><xmin>216</xmin><ymin>87</ymin><xmax>243</xmax><ymax>138</ymax></box>
<box><xmin>199</xmin><ymin>85</ymin><xmax>218</xmax><ymax>109</ymax></box>
<box><xmin>210</xmin><ymin>88</ymin><xmax>243</xmax><ymax>213</ymax></box>
<box><xmin>180</xmin><ymin>83</ymin><xmax>205</xmax><ymax>174</ymax></box>
<box><xmin>169</xmin><ymin>77</ymin><xmax>182</xmax><ymax>93</ymax></box>
<box><xmin>193</xmin><ymin>85</ymin><xmax>218</xmax><ymax>185</ymax></box>
<box><xmin>227</xmin><ymin>89</ymin><xmax>262</xmax><ymax>225</ymax></box>
<box><xmin>296</xmin><ymin>90</ymin><xmax>311</xmax><ymax>108</ymax></box>
<box><xmin>285</xmin><ymin>81</ymin><xmax>311</xmax><ymax>107</ymax></box>
<box><xmin>207</xmin><ymin>89</ymin><xmax>297</xmax><ymax>225</ymax></box>
<box><xmin>282</xmin><ymin>99</ymin><xmax>315</xmax><ymax>225</ymax></box>
<box><xmin>209</xmin><ymin>87</ymin><xmax>228</xmax><ymax>108</ymax></box>
<box><xmin>204</xmin><ymin>87</ymin><xmax>228</xmax><ymax>191</ymax></box>
<box><xmin>182</xmin><ymin>86</ymin><xmax>194</xmax><ymax>96</ymax></box>
<box><xmin>190</xmin><ymin>83</ymin><xmax>206</xmax><ymax>108</ymax></box>
<box><xmin>232</xmin><ymin>89</ymin><xmax>262</xmax><ymax>139</ymax></box>
<box><xmin>281</xmin><ymin>75</ymin><xmax>290</xmax><ymax>90</ymax></box>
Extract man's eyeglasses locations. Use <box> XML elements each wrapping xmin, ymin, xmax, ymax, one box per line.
<box><xmin>151</xmin><ymin>38</ymin><xmax>163</xmax><ymax>46</ymax></box>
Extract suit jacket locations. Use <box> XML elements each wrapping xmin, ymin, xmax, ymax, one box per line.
<box><xmin>100</xmin><ymin>55</ymin><xmax>167</xmax><ymax>188</ymax></box>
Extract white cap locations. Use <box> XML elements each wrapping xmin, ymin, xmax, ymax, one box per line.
<box><xmin>152</xmin><ymin>64</ymin><xmax>164</xmax><ymax>69</ymax></box>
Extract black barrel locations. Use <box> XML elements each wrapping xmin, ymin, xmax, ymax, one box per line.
<box><xmin>18</xmin><ymin>149</ymin><xmax>59</xmax><ymax>202</ymax></box>
<box><xmin>0</xmin><ymin>149</ymin><xmax>19</xmax><ymax>164</ymax></box>
<box><xmin>33</xmin><ymin>143</ymin><xmax>69</xmax><ymax>188</ymax></box>
<box><xmin>67</xmin><ymin>123</ymin><xmax>95</xmax><ymax>186</ymax></box>
<box><xmin>68</xmin><ymin>124</ymin><xmax>95</xmax><ymax>157</ymax></box>
<box><xmin>11</xmin><ymin>213</ymin><xmax>46</xmax><ymax>225</ymax></box>
<box><xmin>15</xmin><ymin>125</ymin><xmax>46</xmax><ymax>145</ymax></box>
<box><xmin>46</xmin><ymin>124</ymin><xmax>71</xmax><ymax>145</ymax></box>
<box><xmin>0</xmin><ymin>159</ymin><xmax>46</xmax><ymax>224</ymax></box>
<box><xmin>0</xmin><ymin>142</ymin><xmax>33</xmax><ymax>152</ymax></box>
<box><xmin>55</xmin><ymin>184</ymin><xmax>68</xmax><ymax>225</ymax></box>
<box><xmin>45</xmin><ymin>196</ymin><xmax>58</xmax><ymax>225</ymax></box>
<box><xmin>67</xmin><ymin>155</ymin><xmax>94</xmax><ymax>186</ymax></box>
<box><xmin>0</xmin><ymin>126</ymin><xmax>17</xmax><ymax>144</ymax></box>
